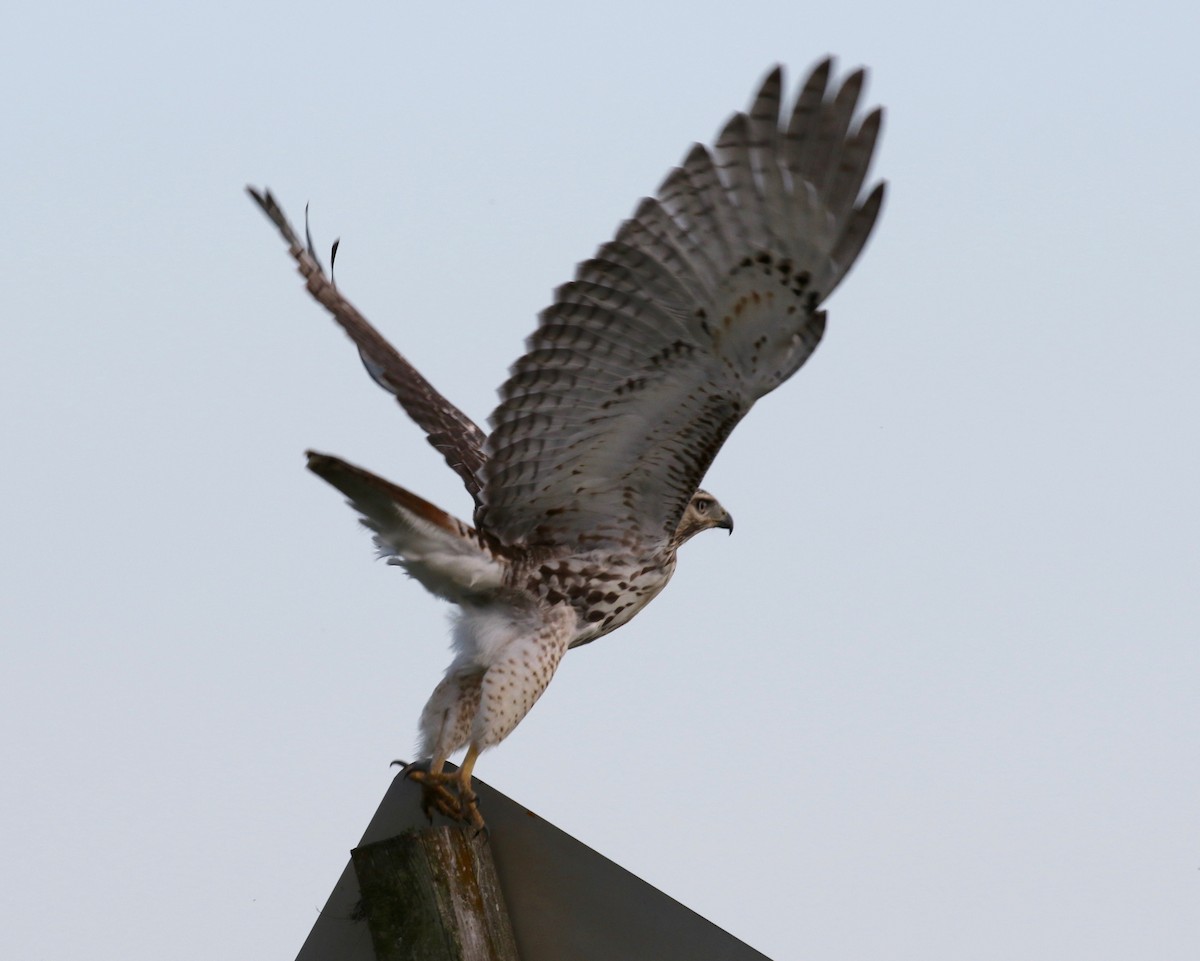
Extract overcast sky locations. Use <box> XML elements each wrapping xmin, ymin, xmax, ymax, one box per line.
<box><xmin>4</xmin><ymin>2</ymin><xmax>1198</xmax><ymax>959</ymax></box>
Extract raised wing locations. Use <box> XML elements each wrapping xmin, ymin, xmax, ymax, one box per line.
<box><xmin>248</xmin><ymin>188</ymin><xmax>489</xmax><ymax>507</ymax></box>
<box><xmin>479</xmin><ymin>60</ymin><xmax>885</xmax><ymax>549</ymax></box>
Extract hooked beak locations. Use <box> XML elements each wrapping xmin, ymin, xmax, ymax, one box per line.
<box><xmin>718</xmin><ymin>511</ymin><xmax>734</xmax><ymax>535</ymax></box>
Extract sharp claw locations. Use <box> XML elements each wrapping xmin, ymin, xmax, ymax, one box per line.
<box><xmin>394</xmin><ymin>762</ymin><xmax>488</xmax><ymax>832</ymax></box>
<box><xmin>393</xmin><ymin>759</ymin><xmax>419</xmax><ymax>778</ymax></box>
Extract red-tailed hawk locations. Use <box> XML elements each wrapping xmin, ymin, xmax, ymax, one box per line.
<box><xmin>250</xmin><ymin>59</ymin><xmax>884</xmax><ymax>828</ymax></box>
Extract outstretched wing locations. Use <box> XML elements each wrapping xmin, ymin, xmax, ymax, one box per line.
<box><xmin>479</xmin><ymin>60</ymin><xmax>885</xmax><ymax>549</ymax></box>
<box><xmin>248</xmin><ymin>188</ymin><xmax>489</xmax><ymax>507</ymax></box>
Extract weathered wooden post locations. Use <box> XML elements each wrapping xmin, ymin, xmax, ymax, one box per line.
<box><xmin>350</xmin><ymin>825</ymin><xmax>520</xmax><ymax>961</ymax></box>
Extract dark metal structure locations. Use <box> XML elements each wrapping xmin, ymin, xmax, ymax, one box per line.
<box><xmin>296</xmin><ymin>772</ymin><xmax>771</xmax><ymax>960</ymax></box>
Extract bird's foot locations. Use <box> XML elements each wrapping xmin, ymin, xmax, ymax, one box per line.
<box><xmin>392</xmin><ymin>759</ymin><xmax>485</xmax><ymax>831</ymax></box>
<box><xmin>458</xmin><ymin>785</ymin><xmax>485</xmax><ymax>835</ymax></box>
<box><xmin>409</xmin><ymin>769</ymin><xmax>467</xmax><ymax>822</ymax></box>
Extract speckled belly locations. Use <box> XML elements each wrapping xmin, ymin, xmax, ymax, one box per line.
<box><xmin>520</xmin><ymin>551</ymin><xmax>678</xmax><ymax>648</ymax></box>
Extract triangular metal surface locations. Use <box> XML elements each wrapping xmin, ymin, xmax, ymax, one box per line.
<box><xmin>296</xmin><ymin>771</ymin><xmax>771</xmax><ymax>960</ymax></box>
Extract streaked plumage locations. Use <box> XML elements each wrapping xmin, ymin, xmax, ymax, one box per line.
<box><xmin>251</xmin><ymin>59</ymin><xmax>885</xmax><ymax>826</ymax></box>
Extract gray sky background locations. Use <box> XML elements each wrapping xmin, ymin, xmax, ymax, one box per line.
<box><xmin>4</xmin><ymin>2</ymin><xmax>1198</xmax><ymax>959</ymax></box>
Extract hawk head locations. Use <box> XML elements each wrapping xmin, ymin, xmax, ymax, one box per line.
<box><xmin>673</xmin><ymin>489</ymin><xmax>734</xmax><ymax>546</ymax></box>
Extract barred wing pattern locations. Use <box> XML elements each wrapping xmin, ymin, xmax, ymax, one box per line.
<box><xmin>247</xmin><ymin>188</ymin><xmax>489</xmax><ymax>507</ymax></box>
<box><xmin>479</xmin><ymin>61</ymin><xmax>884</xmax><ymax>549</ymax></box>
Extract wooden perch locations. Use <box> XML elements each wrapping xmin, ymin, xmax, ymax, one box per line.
<box><xmin>350</xmin><ymin>826</ymin><xmax>520</xmax><ymax>961</ymax></box>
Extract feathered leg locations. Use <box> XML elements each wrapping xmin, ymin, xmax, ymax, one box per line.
<box><xmin>406</xmin><ymin>605</ymin><xmax>577</xmax><ymax>830</ymax></box>
<box><xmin>406</xmin><ymin>665</ymin><xmax>483</xmax><ymax>822</ymax></box>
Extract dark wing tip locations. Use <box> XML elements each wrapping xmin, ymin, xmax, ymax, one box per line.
<box><xmin>754</xmin><ymin>64</ymin><xmax>784</xmax><ymax>100</ymax></box>
<box><xmin>864</xmin><ymin>178</ymin><xmax>887</xmax><ymax>212</ymax></box>
<box><xmin>808</xmin><ymin>56</ymin><xmax>835</xmax><ymax>89</ymax></box>
<box><xmin>246</xmin><ymin>185</ymin><xmax>305</xmax><ymax>249</ymax></box>
<box><xmin>246</xmin><ymin>185</ymin><xmax>283</xmax><ymax>222</ymax></box>
<box><xmin>305</xmin><ymin>449</ymin><xmax>335</xmax><ymax>473</ymax></box>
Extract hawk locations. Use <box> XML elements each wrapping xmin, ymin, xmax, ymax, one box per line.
<box><xmin>250</xmin><ymin>59</ymin><xmax>884</xmax><ymax>828</ymax></box>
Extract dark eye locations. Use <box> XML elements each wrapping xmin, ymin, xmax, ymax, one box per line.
<box><xmin>695</xmin><ymin>498</ymin><xmax>710</xmax><ymax>513</ymax></box>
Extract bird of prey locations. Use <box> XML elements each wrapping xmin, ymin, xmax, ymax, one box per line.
<box><xmin>250</xmin><ymin>58</ymin><xmax>884</xmax><ymax>828</ymax></box>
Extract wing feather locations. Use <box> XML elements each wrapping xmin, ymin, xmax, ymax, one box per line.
<box><xmin>655</xmin><ymin>165</ymin><xmax>727</xmax><ymax>289</ymax></box>
<box><xmin>828</xmin><ymin>107</ymin><xmax>883</xmax><ymax>227</ymax></box>
<box><xmin>480</xmin><ymin>60</ymin><xmax>885</xmax><ymax>549</ymax></box>
<box><xmin>678</xmin><ymin>143</ymin><xmax>744</xmax><ymax>267</ymax></box>
<box><xmin>248</xmin><ymin>188</ymin><xmax>489</xmax><ymax>507</ymax></box>
<box><xmin>576</xmin><ymin>241</ymin><xmax>703</xmax><ymax>309</ymax></box>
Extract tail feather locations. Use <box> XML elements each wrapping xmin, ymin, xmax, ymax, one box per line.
<box><xmin>306</xmin><ymin>451</ymin><xmax>506</xmax><ymax>603</ymax></box>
